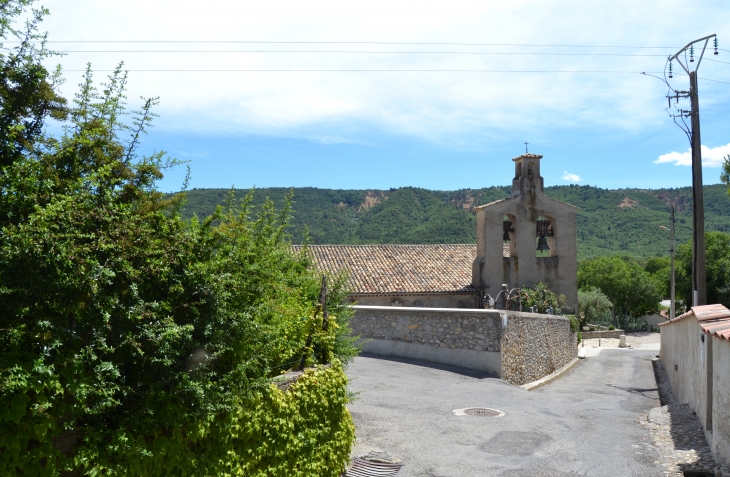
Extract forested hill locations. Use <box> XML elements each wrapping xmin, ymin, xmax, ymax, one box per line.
<box><xmin>177</xmin><ymin>184</ymin><xmax>730</xmax><ymax>259</ymax></box>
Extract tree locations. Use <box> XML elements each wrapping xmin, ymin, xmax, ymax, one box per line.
<box><xmin>0</xmin><ymin>2</ymin><xmax>357</xmax><ymax>474</ymax></box>
<box><xmin>721</xmin><ymin>154</ymin><xmax>730</xmax><ymax>193</ymax></box>
<box><xmin>676</xmin><ymin>231</ymin><xmax>730</xmax><ymax>310</ymax></box>
<box><xmin>577</xmin><ymin>256</ymin><xmax>662</xmax><ymax>326</ymax></box>
<box><xmin>577</xmin><ymin>287</ymin><xmax>613</xmax><ymax>328</ymax></box>
<box><xmin>644</xmin><ymin>256</ymin><xmax>671</xmax><ymax>299</ymax></box>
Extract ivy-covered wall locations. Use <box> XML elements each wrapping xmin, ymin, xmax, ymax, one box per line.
<box><xmin>0</xmin><ymin>362</ymin><xmax>355</xmax><ymax>477</ymax></box>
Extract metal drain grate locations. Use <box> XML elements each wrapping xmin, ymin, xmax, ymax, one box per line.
<box><xmin>464</xmin><ymin>407</ymin><xmax>501</xmax><ymax>417</ymax></box>
<box><xmin>452</xmin><ymin>407</ymin><xmax>506</xmax><ymax>417</ymax></box>
<box><xmin>346</xmin><ymin>458</ymin><xmax>403</xmax><ymax>476</ymax></box>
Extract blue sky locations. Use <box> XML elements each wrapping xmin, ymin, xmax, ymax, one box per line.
<box><xmin>36</xmin><ymin>0</ymin><xmax>730</xmax><ymax>192</ymax></box>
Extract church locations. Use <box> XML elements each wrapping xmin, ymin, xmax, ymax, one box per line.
<box><xmin>295</xmin><ymin>153</ymin><xmax>578</xmax><ymax>312</ymax></box>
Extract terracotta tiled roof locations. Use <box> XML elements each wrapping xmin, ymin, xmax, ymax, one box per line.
<box><xmin>659</xmin><ymin>304</ymin><xmax>730</xmax><ymax>341</ymax></box>
<box><xmin>291</xmin><ymin>244</ymin><xmax>484</xmax><ymax>294</ymax></box>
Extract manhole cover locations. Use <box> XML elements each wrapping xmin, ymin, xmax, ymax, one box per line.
<box><xmin>346</xmin><ymin>458</ymin><xmax>403</xmax><ymax>476</ymax></box>
<box><xmin>464</xmin><ymin>408</ymin><xmax>501</xmax><ymax>416</ymax></box>
<box><xmin>452</xmin><ymin>407</ymin><xmax>506</xmax><ymax>417</ymax></box>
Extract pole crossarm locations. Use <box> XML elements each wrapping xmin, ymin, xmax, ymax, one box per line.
<box><xmin>668</xmin><ymin>34</ymin><xmax>716</xmax><ymax>63</ymax></box>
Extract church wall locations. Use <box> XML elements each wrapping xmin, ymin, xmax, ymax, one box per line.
<box><xmin>474</xmin><ymin>194</ymin><xmax>578</xmax><ymax>311</ymax></box>
<box><xmin>350</xmin><ymin>293</ymin><xmax>478</xmax><ymax>308</ymax></box>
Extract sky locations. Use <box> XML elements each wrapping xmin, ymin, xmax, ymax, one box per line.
<box><xmin>30</xmin><ymin>0</ymin><xmax>730</xmax><ymax>192</ymax></box>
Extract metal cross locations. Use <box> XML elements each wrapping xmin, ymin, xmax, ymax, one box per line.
<box><xmin>524</xmin><ymin>141</ymin><xmax>529</xmax><ymax>153</ymax></box>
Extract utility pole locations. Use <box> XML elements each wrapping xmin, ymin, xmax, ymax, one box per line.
<box><xmin>668</xmin><ymin>34</ymin><xmax>716</xmax><ymax>306</ymax></box>
<box><xmin>670</xmin><ymin>205</ymin><xmax>676</xmax><ymax>320</ymax></box>
<box><xmin>661</xmin><ymin>205</ymin><xmax>676</xmax><ymax>320</ymax></box>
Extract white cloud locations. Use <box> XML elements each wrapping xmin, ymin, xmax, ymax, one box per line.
<box><xmin>36</xmin><ymin>0</ymin><xmax>730</xmax><ymax>146</ymax></box>
<box><xmin>562</xmin><ymin>171</ymin><xmax>580</xmax><ymax>182</ymax></box>
<box><xmin>655</xmin><ymin>143</ymin><xmax>730</xmax><ymax>167</ymax></box>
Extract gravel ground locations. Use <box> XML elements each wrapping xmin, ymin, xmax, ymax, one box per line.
<box><xmin>641</xmin><ymin>356</ymin><xmax>730</xmax><ymax>477</ymax></box>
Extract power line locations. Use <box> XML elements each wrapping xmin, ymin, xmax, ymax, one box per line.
<box><xmin>53</xmin><ymin>50</ymin><xmax>671</xmax><ymax>57</ymax></box>
<box><xmin>2</xmin><ymin>40</ymin><xmax>685</xmax><ymax>49</ymax></box>
<box><xmin>699</xmin><ymin>77</ymin><xmax>730</xmax><ymax>85</ymax></box>
<box><xmin>64</xmin><ymin>68</ymin><xmax>668</xmax><ymax>73</ymax></box>
<box><xmin>706</xmin><ymin>58</ymin><xmax>730</xmax><ymax>65</ymax></box>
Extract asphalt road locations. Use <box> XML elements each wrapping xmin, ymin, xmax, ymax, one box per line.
<box><xmin>346</xmin><ymin>346</ymin><xmax>665</xmax><ymax>477</ymax></box>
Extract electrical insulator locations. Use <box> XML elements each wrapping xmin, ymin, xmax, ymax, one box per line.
<box><xmin>668</xmin><ymin>61</ymin><xmax>673</xmax><ymax>79</ymax></box>
<box><xmin>690</xmin><ymin>45</ymin><xmax>694</xmax><ymax>62</ymax></box>
<box><xmin>714</xmin><ymin>37</ymin><xmax>719</xmax><ymax>56</ymax></box>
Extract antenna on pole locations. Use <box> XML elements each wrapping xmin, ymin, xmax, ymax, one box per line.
<box><xmin>666</xmin><ymin>33</ymin><xmax>717</xmax><ymax>307</ymax></box>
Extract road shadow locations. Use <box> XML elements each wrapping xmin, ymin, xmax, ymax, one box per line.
<box><xmin>357</xmin><ymin>352</ymin><xmax>500</xmax><ymax>380</ymax></box>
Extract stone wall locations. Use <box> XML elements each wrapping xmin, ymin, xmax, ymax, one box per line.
<box><xmin>351</xmin><ymin>306</ymin><xmax>577</xmax><ymax>385</ymax></box>
<box><xmin>581</xmin><ymin>329</ymin><xmax>625</xmax><ymax>339</ymax></box>
<box><xmin>500</xmin><ymin>312</ymin><xmax>578</xmax><ymax>385</ymax></box>
<box><xmin>352</xmin><ymin>306</ymin><xmax>502</xmax><ymax>351</ymax></box>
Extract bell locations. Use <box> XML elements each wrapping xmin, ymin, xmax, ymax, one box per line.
<box><xmin>537</xmin><ymin>236</ymin><xmax>550</xmax><ymax>252</ymax></box>
<box><xmin>503</xmin><ymin>220</ymin><xmax>513</xmax><ymax>242</ymax></box>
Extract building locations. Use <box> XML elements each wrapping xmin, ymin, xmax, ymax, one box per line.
<box><xmin>472</xmin><ymin>153</ymin><xmax>578</xmax><ymax>311</ymax></box>
<box><xmin>659</xmin><ymin>304</ymin><xmax>730</xmax><ymax>468</ymax></box>
<box><xmin>290</xmin><ymin>244</ymin><xmax>484</xmax><ymax>308</ymax></box>
<box><xmin>296</xmin><ymin>153</ymin><xmax>577</xmax><ymax>311</ymax></box>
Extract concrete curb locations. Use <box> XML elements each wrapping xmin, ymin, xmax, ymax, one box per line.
<box><xmin>520</xmin><ymin>357</ymin><xmax>581</xmax><ymax>391</ymax></box>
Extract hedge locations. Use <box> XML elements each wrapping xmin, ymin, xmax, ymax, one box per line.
<box><xmin>0</xmin><ymin>361</ymin><xmax>355</xmax><ymax>476</ymax></box>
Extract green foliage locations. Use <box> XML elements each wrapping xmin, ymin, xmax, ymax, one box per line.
<box><xmin>566</xmin><ymin>314</ymin><xmax>578</xmax><ymax>332</ymax></box>
<box><xmin>578</xmin><ymin>257</ymin><xmax>662</xmax><ymax>326</ymax></box>
<box><xmin>676</xmin><ymin>231</ymin><xmax>730</xmax><ymax>309</ymax></box>
<box><xmin>519</xmin><ymin>282</ymin><xmax>567</xmax><ymax>314</ymax></box>
<box><xmin>644</xmin><ymin>257</ymin><xmax>671</xmax><ymax>298</ymax></box>
<box><xmin>179</xmin><ymin>183</ymin><xmax>730</xmax><ymax>259</ymax></box>
<box><xmin>577</xmin><ymin>287</ymin><xmax>613</xmax><ymax>327</ymax></box>
<box><xmin>0</xmin><ymin>3</ymin><xmax>356</xmax><ymax>474</ymax></box>
<box><xmin>2</xmin><ymin>362</ymin><xmax>355</xmax><ymax>476</ymax></box>
<box><xmin>721</xmin><ymin>154</ymin><xmax>730</xmax><ymax>194</ymax></box>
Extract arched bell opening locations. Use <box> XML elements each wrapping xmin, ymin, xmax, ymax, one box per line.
<box><xmin>536</xmin><ymin>215</ymin><xmax>556</xmax><ymax>257</ymax></box>
<box><xmin>503</xmin><ymin>214</ymin><xmax>517</xmax><ymax>257</ymax></box>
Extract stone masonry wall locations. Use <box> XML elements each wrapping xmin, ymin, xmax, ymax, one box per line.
<box><xmin>351</xmin><ymin>306</ymin><xmax>502</xmax><ymax>352</ymax></box>
<box><xmin>581</xmin><ymin>329</ymin><xmax>624</xmax><ymax>340</ymax></box>
<box><xmin>500</xmin><ymin>312</ymin><xmax>578</xmax><ymax>385</ymax></box>
<box><xmin>351</xmin><ymin>306</ymin><xmax>578</xmax><ymax>386</ymax></box>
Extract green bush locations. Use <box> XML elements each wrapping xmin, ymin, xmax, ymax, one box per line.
<box><xmin>519</xmin><ymin>282</ymin><xmax>567</xmax><ymax>314</ymax></box>
<box><xmin>566</xmin><ymin>315</ymin><xmax>581</xmax><ymax>343</ymax></box>
<box><xmin>608</xmin><ymin>325</ymin><xmax>615</xmax><ymax>331</ymax></box>
<box><xmin>0</xmin><ymin>3</ymin><xmax>357</xmax><ymax>474</ymax></box>
<box><xmin>577</xmin><ymin>287</ymin><xmax>613</xmax><ymax>328</ymax></box>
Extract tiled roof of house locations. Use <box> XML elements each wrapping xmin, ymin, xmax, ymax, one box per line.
<box><xmin>659</xmin><ymin>303</ymin><xmax>730</xmax><ymax>341</ymax></box>
<box><xmin>291</xmin><ymin>244</ymin><xmax>490</xmax><ymax>294</ymax></box>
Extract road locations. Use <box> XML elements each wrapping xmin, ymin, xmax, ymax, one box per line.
<box><xmin>346</xmin><ymin>346</ymin><xmax>665</xmax><ymax>476</ymax></box>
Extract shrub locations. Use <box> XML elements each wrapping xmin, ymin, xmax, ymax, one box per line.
<box><xmin>577</xmin><ymin>287</ymin><xmax>613</xmax><ymax>328</ymax></box>
<box><xmin>519</xmin><ymin>282</ymin><xmax>567</xmax><ymax>314</ymax></box>
<box><xmin>0</xmin><ymin>4</ymin><xmax>357</xmax><ymax>474</ymax></box>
